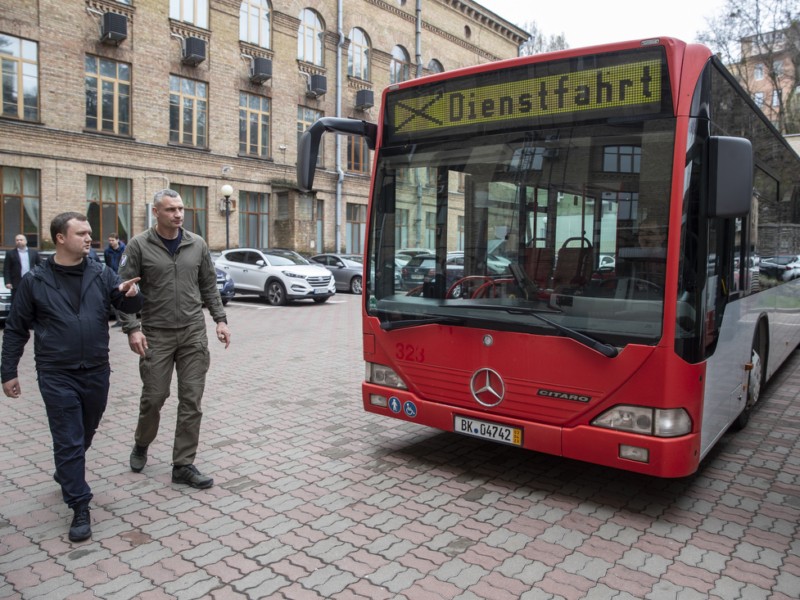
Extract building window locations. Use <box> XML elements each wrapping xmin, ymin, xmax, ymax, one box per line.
<box><xmin>754</xmin><ymin>92</ymin><xmax>764</xmax><ymax>106</ymax></box>
<box><xmin>239</xmin><ymin>0</ymin><xmax>270</xmax><ymax>48</ymax></box>
<box><xmin>603</xmin><ymin>145</ymin><xmax>641</xmax><ymax>173</ymax></box>
<box><xmin>772</xmin><ymin>90</ymin><xmax>781</xmax><ymax>107</ymax></box>
<box><xmin>298</xmin><ymin>106</ymin><xmax>322</xmax><ymax>166</ymax></box>
<box><xmin>171</xmin><ymin>184</ymin><xmax>207</xmax><ymax>238</ymax></box>
<box><xmin>0</xmin><ymin>34</ymin><xmax>38</xmax><ymax>121</ymax></box>
<box><xmin>169</xmin><ymin>0</ymin><xmax>208</xmax><ymax>28</ymax></box>
<box><xmin>427</xmin><ymin>59</ymin><xmax>444</xmax><ymax>74</ymax></box>
<box><xmin>346</xmin><ymin>202</ymin><xmax>366</xmax><ymax>254</ymax></box>
<box><xmin>424</xmin><ymin>211</ymin><xmax>436</xmax><ymax>249</ymax></box>
<box><xmin>772</xmin><ymin>60</ymin><xmax>783</xmax><ymax>77</ymax></box>
<box><xmin>0</xmin><ymin>166</ymin><xmax>40</xmax><ymax>247</ymax></box>
<box><xmin>347</xmin><ymin>135</ymin><xmax>369</xmax><ymax>173</ymax></box>
<box><xmin>85</xmin><ymin>56</ymin><xmax>130</xmax><ymax>136</ymax></box>
<box><xmin>396</xmin><ymin>208</ymin><xmax>409</xmax><ymax>248</ymax></box>
<box><xmin>297</xmin><ymin>9</ymin><xmax>324</xmax><ymax>66</ymax></box>
<box><xmin>348</xmin><ymin>28</ymin><xmax>370</xmax><ymax>80</ymax></box>
<box><xmin>169</xmin><ymin>75</ymin><xmax>207</xmax><ymax>147</ymax></box>
<box><xmin>390</xmin><ymin>46</ymin><xmax>410</xmax><ymax>84</ymax></box>
<box><xmin>239</xmin><ymin>92</ymin><xmax>270</xmax><ymax>157</ymax></box>
<box><xmin>86</xmin><ymin>175</ymin><xmax>132</xmax><ymax>247</ymax></box>
<box><xmin>754</xmin><ymin>63</ymin><xmax>764</xmax><ymax>80</ymax></box>
<box><xmin>239</xmin><ymin>190</ymin><xmax>269</xmax><ymax>247</ymax></box>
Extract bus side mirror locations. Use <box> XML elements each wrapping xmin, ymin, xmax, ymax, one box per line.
<box><xmin>708</xmin><ymin>136</ymin><xmax>753</xmax><ymax>218</ymax></box>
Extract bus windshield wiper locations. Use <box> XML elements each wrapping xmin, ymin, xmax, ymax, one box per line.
<box><xmin>466</xmin><ymin>304</ymin><xmax>619</xmax><ymax>358</ymax></box>
<box><xmin>376</xmin><ymin>312</ymin><xmax>466</xmax><ymax>331</ymax></box>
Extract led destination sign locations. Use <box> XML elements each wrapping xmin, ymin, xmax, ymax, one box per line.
<box><xmin>386</xmin><ymin>52</ymin><xmax>669</xmax><ymax>142</ymax></box>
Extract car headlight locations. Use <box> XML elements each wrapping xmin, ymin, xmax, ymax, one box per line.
<box><xmin>282</xmin><ymin>271</ymin><xmax>307</xmax><ymax>279</ymax></box>
<box><xmin>591</xmin><ymin>405</ymin><xmax>691</xmax><ymax>437</ymax></box>
<box><xmin>366</xmin><ymin>362</ymin><xmax>407</xmax><ymax>390</ymax></box>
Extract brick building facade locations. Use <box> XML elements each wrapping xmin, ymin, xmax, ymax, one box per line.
<box><xmin>0</xmin><ymin>0</ymin><xmax>526</xmax><ymax>252</ymax></box>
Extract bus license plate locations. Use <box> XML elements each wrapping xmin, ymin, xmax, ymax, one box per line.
<box><xmin>454</xmin><ymin>415</ymin><xmax>522</xmax><ymax>447</ymax></box>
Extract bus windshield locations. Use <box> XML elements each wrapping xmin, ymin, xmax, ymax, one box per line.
<box><xmin>366</xmin><ymin>118</ymin><xmax>676</xmax><ymax>349</ymax></box>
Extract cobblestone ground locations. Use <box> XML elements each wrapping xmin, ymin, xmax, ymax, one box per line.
<box><xmin>0</xmin><ymin>294</ymin><xmax>798</xmax><ymax>600</ymax></box>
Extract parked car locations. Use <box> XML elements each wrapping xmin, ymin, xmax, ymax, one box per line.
<box><xmin>759</xmin><ymin>255</ymin><xmax>800</xmax><ymax>283</ymax></box>
<box><xmin>311</xmin><ymin>253</ymin><xmax>364</xmax><ymax>294</ymax></box>
<box><xmin>215</xmin><ymin>267</ymin><xmax>235</xmax><ymax>305</ymax></box>
<box><xmin>0</xmin><ymin>273</ymin><xmax>10</xmax><ymax>324</ymax></box>
<box><xmin>215</xmin><ymin>248</ymin><xmax>336</xmax><ymax>305</ymax></box>
<box><xmin>401</xmin><ymin>253</ymin><xmax>465</xmax><ymax>293</ymax></box>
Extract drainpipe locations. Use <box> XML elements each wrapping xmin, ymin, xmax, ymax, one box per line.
<box><xmin>335</xmin><ymin>0</ymin><xmax>344</xmax><ymax>251</ymax></box>
<box><xmin>415</xmin><ymin>0</ymin><xmax>423</xmax><ymax>78</ymax></box>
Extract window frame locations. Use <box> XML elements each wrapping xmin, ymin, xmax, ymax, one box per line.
<box><xmin>169</xmin><ymin>75</ymin><xmax>208</xmax><ymax>148</ymax></box>
<box><xmin>297</xmin><ymin>8</ymin><xmax>325</xmax><ymax>66</ymax></box>
<box><xmin>0</xmin><ymin>33</ymin><xmax>39</xmax><ymax>122</ymax></box>
<box><xmin>239</xmin><ymin>92</ymin><xmax>271</xmax><ymax>158</ymax></box>
<box><xmin>84</xmin><ymin>55</ymin><xmax>131</xmax><ymax>136</ymax></box>
<box><xmin>239</xmin><ymin>0</ymin><xmax>271</xmax><ymax>48</ymax></box>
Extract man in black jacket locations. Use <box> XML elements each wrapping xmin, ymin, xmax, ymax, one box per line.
<box><xmin>4</xmin><ymin>233</ymin><xmax>40</xmax><ymax>303</ymax></box>
<box><xmin>0</xmin><ymin>212</ymin><xmax>143</xmax><ymax>543</ymax></box>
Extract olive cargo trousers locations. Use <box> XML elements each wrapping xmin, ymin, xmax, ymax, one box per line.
<box><xmin>133</xmin><ymin>321</ymin><xmax>210</xmax><ymax>466</ymax></box>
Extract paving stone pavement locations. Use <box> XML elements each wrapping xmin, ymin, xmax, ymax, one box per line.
<box><xmin>0</xmin><ymin>294</ymin><xmax>798</xmax><ymax>600</ymax></box>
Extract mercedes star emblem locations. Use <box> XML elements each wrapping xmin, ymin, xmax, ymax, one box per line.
<box><xmin>470</xmin><ymin>368</ymin><xmax>505</xmax><ymax>407</ymax></box>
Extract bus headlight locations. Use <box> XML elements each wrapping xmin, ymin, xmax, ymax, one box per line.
<box><xmin>592</xmin><ymin>405</ymin><xmax>691</xmax><ymax>437</ymax></box>
<box><xmin>366</xmin><ymin>362</ymin><xmax>407</xmax><ymax>390</ymax></box>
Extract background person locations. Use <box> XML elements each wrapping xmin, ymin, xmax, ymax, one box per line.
<box><xmin>104</xmin><ymin>233</ymin><xmax>126</xmax><ymax>327</ymax></box>
<box><xmin>4</xmin><ymin>234</ymin><xmax>40</xmax><ymax>303</ymax></box>
<box><xmin>0</xmin><ymin>213</ymin><xmax>142</xmax><ymax>543</ymax></box>
<box><xmin>119</xmin><ymin>188</ymin><xmax>231</xmax><ymax>490</ymax></box>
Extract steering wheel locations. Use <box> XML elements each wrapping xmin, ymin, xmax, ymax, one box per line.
<box><xmin>446</xmin><ymin>276</ymin><xmax>494</xmax><ymax>299</ymax></box>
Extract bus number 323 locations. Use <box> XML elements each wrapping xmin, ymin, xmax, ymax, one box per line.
<box><xmin>396</xmin><ymin>343</ymin><xmax>425</xmax><ymax>362</ymax></box>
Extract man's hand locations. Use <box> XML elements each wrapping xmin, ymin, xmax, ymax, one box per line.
<box><xmin>119</xmin><ymin>277</ymin><xmax>141</xmax><ymax>297</ymax></box>
<box><xmin>128</xmin><ymin>330</ymin><xmax>148</xmax><ymax>357</ymax></box>
<box><xmin>3</xmin><ymin>378</ymin><xmax>21</xmax><ymax>398</ymax></box>
<box><xmin>216</xmin><ymin>322</ymin><xmax>231</xmax><ymax>349</ymax></box>
<box><xmin>5</xmin><ymin>283</ymin><xmax>11</xmax><ymax>290</ymax></box>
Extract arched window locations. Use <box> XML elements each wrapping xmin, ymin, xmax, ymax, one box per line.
<box><xmin>348</xmin><ymin>28</ymin><xmax>370</xmax><ymax>80</ymax></box>
<box><xmin>390</xmin><ymin>45</ymin><xmax>410</xmax><ymax>84</ymax></box>
<box><xmin>239</xmin><ymin>0</ymin><xmax>271</xmax><ymax>48</ymax></box>
<box><xmin>427</xmin><ymin>59</ymin><xmax>444</xmax><ymax>74</ymax></box>
<box><xmin>297</xmin><ymin>8</ymin><xmax>324</xmax><ymax>66</ymax></box>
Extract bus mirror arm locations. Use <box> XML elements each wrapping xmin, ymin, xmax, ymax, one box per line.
<box><xmin>707</xmin><ymin>136</ymin><xmax>753</xmax><ymax>218</ymax></box>
<box><xmin>297</xmin><ymin>117</ymin><xmax>378</xmax><ymax>191</ymax></box>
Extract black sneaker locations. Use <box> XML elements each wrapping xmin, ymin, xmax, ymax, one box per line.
<box><xmin>130</xmin><ymin>444</ymin><xmax>148</xmax><ymax>473</ymax></box>
<box><xmin>68</xmin><ymin>503</ymin><xmax>91</xmax><ymax>542</ymax></box>
<box><xmin>172</xmin><ymin>464</ymin><xmax>213</xmax><ymax>489</ymax></box>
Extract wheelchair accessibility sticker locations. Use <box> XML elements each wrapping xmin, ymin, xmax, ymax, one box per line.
<box><xmin>403</xmin><ymin>401</ymin><xmax>418</xmax><ymax>418</ymax></box>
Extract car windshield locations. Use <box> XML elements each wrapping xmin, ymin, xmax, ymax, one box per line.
<box><xmin>264</xmin><ymin>250</ymin><xmax>309</xmax><ymax>266</ymax></box>
<box><xmin>366</xmin><ymin>118</ymin><xmax>676</xmax><ymax>348</ymax></box>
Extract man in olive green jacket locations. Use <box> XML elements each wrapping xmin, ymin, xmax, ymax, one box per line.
<box><xmin>119</xmin><ymin>188</ymin><xmax>231</xmax><ymax>489</ymax></box>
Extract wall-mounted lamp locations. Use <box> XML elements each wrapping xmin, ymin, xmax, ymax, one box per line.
<box><xmin>221</xmin><ymin>184</ymin><xmax>234</xmax><ymax>249</ymax></box>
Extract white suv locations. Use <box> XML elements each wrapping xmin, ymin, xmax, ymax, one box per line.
<box><xmin>215</xmin><ymin>248</ymin><xmax>336</xmax><ymax>305</ymax></box>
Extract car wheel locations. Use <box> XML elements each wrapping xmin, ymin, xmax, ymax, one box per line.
<box><xmin>350</xmin><ymin>276</ymin><xmax>362</xmax><ymax>294</ymax></box>
<box><xmin>313</xmin><ymin>296</ymin><xmax>329</xmax><ymax>303</ymax></box>
<box><xmin>265</xmin><ymin>280</ymin><xmax>287</xmax><ymax>306</ymax></box>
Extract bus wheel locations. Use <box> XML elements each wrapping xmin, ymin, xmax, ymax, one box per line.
<box><xmin>734</xmin><ymin>341</ymin><xmax>764</xmax><ymax>430</ymax></box>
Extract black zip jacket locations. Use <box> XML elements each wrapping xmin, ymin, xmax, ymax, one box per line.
<box><xmin>1</xmin><ymin>257</ymin><xmax>144</xmax><ymax>381</ymax></box>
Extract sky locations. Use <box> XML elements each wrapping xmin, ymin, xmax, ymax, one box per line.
<box><xmin>477</xmin><ymin>0</ymin><xmax>729</xmax><ymax>49</ymax></box>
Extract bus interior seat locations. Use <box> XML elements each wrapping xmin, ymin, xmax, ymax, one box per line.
<box><xmin>524</xmin><ymin>247</ymin><xmax>554</xmax><ymax>288</ymax></box>
<box><xmin>552</xmin><ymin>238</ymin><xmax>594</xmax><ymax>289</ymax></box>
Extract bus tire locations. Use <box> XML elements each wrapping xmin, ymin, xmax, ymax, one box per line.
<box><xmin>734</xmin><ymin>326</ymin><xmax>767</xmax><ymax>430</ymax></box>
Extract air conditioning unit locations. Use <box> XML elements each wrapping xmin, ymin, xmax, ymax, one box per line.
<box><xmin>355</xmin><ymin>89</ymin><xmax>374</xmax><ymax>110</ymax></box>
<box><xmin>101</xmin><ymin>12</ymin><xmax>127</xmax><ymax>45</ymax></box>
<box><xmin>182</xmin><ymin>36</ymin><xmax>206</xmax><ymax>66</ymax></box>
<box><xmin>306</xmin><ymin>74</ymin><xmax>327</xmax><ymax>98</ymax></box>
<box><xmin>250</xmin><ymin>57</ymin><xmax>272</xmax><ymax>84</ymax></box>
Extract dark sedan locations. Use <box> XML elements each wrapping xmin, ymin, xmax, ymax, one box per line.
<box><xmin>216</xmin><ymin>267</ymin><xmax>235</xmax><ymax>305</ymax></box>
<box><xmin>311</xmin><ymin>253</ymin><xmax>364</xmax><ymax>294</ymax></box>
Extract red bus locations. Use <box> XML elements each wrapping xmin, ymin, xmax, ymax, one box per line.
<box><xmin>297</xmin><ymin>37</ymin><xmax>800</xmax><ymax>477</ymax></box>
